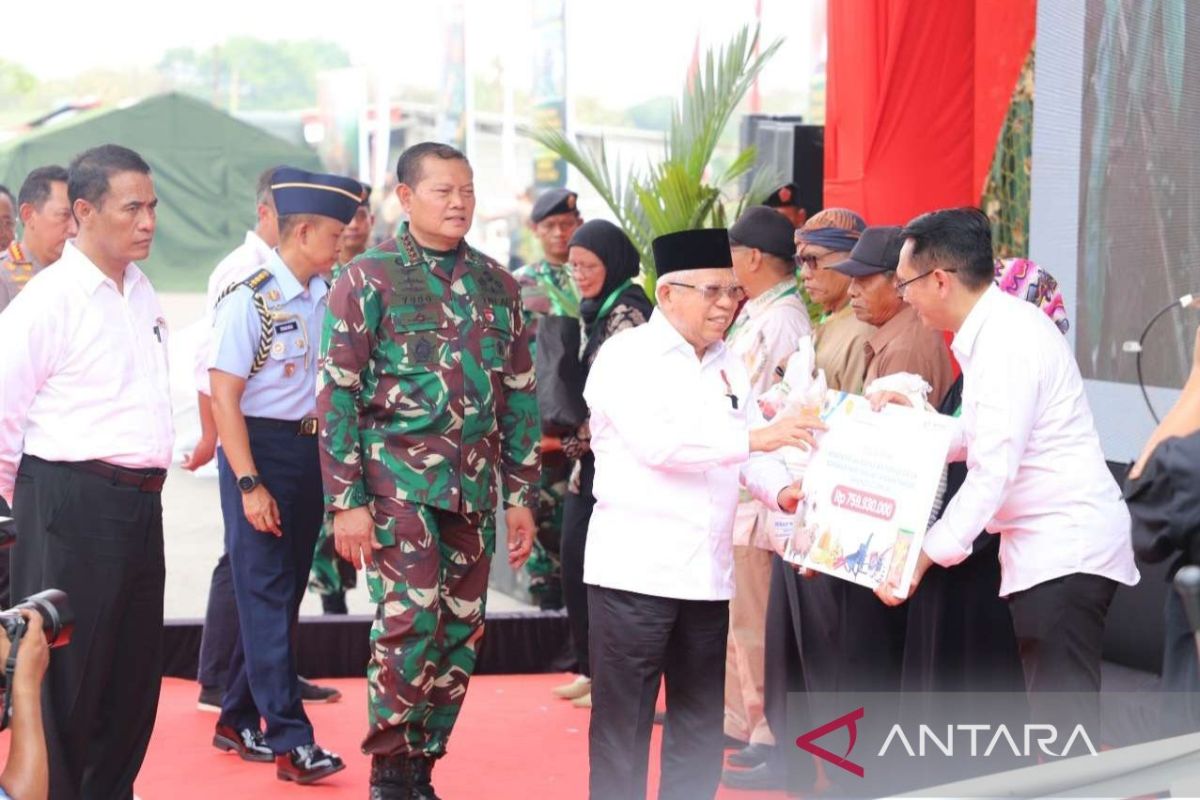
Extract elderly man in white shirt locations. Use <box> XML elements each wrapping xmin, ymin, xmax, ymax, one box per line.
<box><xmin>0</xmin><ymin>144</ymin><xmax>173</xmax><ymax>800</ymax></box>
<box><xmin>875</xmin><ymin>207</ymin><xmax>1139</xmax><ymax>733</ymax></box>
<box><xmin>584</xmin><ymin>228</ymin><xmax>822</xmax><ymax>800</ymax></box>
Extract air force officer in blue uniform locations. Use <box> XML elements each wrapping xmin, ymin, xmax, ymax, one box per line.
<box><xmin>208</xmin><ymin>168</ymin><xmax>365</xmax><ymax>785</ymax></box>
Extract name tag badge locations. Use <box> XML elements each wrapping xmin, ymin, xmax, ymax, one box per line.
<box><xmin>275</xmin><ymin>321</ymin><xmax>299</xmax><ymax>334</ymax></box>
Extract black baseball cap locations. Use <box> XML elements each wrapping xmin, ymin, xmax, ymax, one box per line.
<box><xmin>831</xmin><ymin>225</ymin><xmax>903</xmax><ymax>277</ymax></box>
<box><xmin>729</xmin><ymin>206</ymin><xmax>796</xmax><ymax>261</ymax></box>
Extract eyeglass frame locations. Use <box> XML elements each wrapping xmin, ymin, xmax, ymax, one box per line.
<box><xmin>895</xmin><ymin>267</ymin><xmax>957</xmax><ymax>298</ymax></box>
<box><xmin>793</xmin><ymin>250</ymin><xmax>847</xmax><ymax>271</ymax></box>
<box><xmin>664</xmin><ymin>281</ymin><xmax>747</xmax><ymax>303</ymax></box>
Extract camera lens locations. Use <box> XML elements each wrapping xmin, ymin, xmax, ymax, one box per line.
<box><xmin>16</xmin><ymin>589</ymin><xmax>73</xmax><ymax>649</ymax></box>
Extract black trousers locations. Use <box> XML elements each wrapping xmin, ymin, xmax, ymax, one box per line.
<box><xmin>0</xmin><ymin>494</ymin><xmax>12</xmax><ymax>608</ymax></box>
<box><xmin>1161</xmin><ymin>587</ymin><xmax>1200</xmax><ymax>733</ymax></box>
<box><xmin>1007</xmin><ymin>572</ymin><xmax>1117</xmax><ymax>735</ymax></box>
<box><xmin>12</xmin><ymin>455</ymin><xmax>165</xmax><ymax>800</ymax></box>
<box><xmin>560</xmin><ymin>454</ymin><xmax>595</xmax><ymax>676</ymax></box>
<box><xmin>588</xmin><ymin>585</ymin><xmax>727</xmax><ymax>800</ymax></box>
<box><xmin>901</xmin><ymin>535</ymin><xmax>1025</xmax><ymax>694</ymax></box>
<box><xmin>763</xmin><ymin>556</ymin><xmax>815</xmax><ymax>783</ymax></box>
<box><xmin>197</xmin><ymin>551</ymin><xmax>238</xmax><ymax>691</ymax></box>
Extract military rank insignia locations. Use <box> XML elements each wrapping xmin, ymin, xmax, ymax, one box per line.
<box><xmin>412</xmin><ymin>334</ymin><xmax>437</xmax><ymax>364</ymax></box>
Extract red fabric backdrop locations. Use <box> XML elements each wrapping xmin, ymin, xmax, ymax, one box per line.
<box><xmin>823</xmin><ymin>0</ymin><xmax>1036</xmax><ymax>227</ymax></box>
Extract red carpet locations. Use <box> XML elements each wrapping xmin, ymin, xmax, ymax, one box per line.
<box><xmin>81</xmin><ymin>674</ymin><xmax>781</xmax><ymax>799</ymax></box>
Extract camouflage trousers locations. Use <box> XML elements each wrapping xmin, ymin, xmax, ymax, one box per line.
<box><xmin>308</xmin><ymin>518</ymin><xmax>357</xmax><ymax>596</ymax></box>
<box><xmin>524</xmin><ymin>451</ymin><xmax>569</xmax><ymax>604</ymax></box>
<box><xmin>363</xmin><ymin>497</ymin><xmax>494</xmax><ymax>758</ymax></box>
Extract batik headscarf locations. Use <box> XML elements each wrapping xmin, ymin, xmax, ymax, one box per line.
<box><xmin>794</xmin><ymin>207</ymin><xmax>867</xmax><ymax>253</ymax></box>
<box><xmin>994</xmin><ymin>257</ymin><xmax>1069</xmax><ymax>334</ymax></box>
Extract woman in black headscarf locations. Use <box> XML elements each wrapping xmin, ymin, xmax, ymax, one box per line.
<box><xmin>551</xmin><ymin>220</ymin><xmax>652</xmax><ymax>708</ymax></box>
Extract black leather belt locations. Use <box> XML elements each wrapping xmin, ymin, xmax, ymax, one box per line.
<box><xmin>66</xmin><ymin>460</ymin><xmax>167</xmax><ymax>493</ymax></box>
<box><xmin>246</xmin><ymin>416</ymin><xmax>320</xmax><ymax>437</ymax></box>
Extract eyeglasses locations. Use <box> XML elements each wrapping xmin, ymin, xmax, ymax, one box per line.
<box><xmin>666</xmin><ymin>282</ymin><xmax>747</xmax><ymax>303</ymax></box>
<box><xmin>569</xmin><ymin>262</ymin><xmax>603</xmax><ymax>275</ymax></box>
<box><xmin>794</xmin><ymin>251</ymin><xmax>846</xmax><ymax>271</ymax></box>
<box><xmin>895</xmin><ymin>268</ymin><xmax>957</xmax><ymax>298</ymax></box>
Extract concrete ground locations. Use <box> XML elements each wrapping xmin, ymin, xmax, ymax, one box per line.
<box><xmin>158</xmin><ymin>292</ymin><xmax>533</xmax><ymax>620</ymax></box>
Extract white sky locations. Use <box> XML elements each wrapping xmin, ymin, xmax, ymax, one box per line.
<box><xmin>6</xmin><ymin>0</ymin><xmax>822</xmax><ymax>107</ymax></box>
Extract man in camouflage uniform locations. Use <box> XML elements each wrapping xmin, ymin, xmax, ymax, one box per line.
<box><xmin>308</xmin><ymin>181</ymin><xmax>374</xmax><ymax>614</ymax></box>
<box><xmin>511</xmin><ymin>188</ymin><xmax>581</xmax><ymax>608</ymax></box>
<box><xmin>318</xmin><ymin>142</ymin><xmax>540</xmax><ymax>800</ymax></box>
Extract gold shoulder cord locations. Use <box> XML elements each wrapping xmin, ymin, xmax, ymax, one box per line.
<box><xmin>215</xmin><ymin>269</ymin><xmax>275</xmax><ymax>378</ymax></box>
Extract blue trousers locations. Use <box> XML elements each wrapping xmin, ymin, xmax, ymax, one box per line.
<box><xmin>216</xmin><ymin>425</ymin><xmax>323</xmax><ymax>753</ymax></box>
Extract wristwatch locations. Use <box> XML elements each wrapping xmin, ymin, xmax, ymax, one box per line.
<box><xmin>237</xmin><ymin>474</ymin><xmax>262</xmax><ymax>494</ymax></box>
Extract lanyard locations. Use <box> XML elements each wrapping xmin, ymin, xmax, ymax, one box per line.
<box><xmin>726</xmin><ymin>283</ymin><xmax>799</xmax><ymax>341</ymax></box>
<box><xmin>588</xmin><ymin>279</ymin><xmax>634</xmax><ymax>333</ymax></box>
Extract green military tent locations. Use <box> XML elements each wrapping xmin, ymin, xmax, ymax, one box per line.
<box><xmin>0</xmin><ymin>92</ymin><xmax>323</xmax><ymax>291</ymax></box>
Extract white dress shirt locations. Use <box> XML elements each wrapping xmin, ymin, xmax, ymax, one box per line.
<box><xmin>193</xmin><ymin>230</ymin><xmax>274</xmax><ymax>395</ymax></box>
<box><xmin>922</xmin><ymin>285</ymin><xmax>1139</xmax><ymax>596</ymax></box>
<box><xmin>583</xmin><ymin>310</ymin><xmax>792</xmax><ymax>601</ymax></box>
<box><xmin>726</xmin><ymin>279</ymin><xmax>813</xmax><ymax>549</ymax></box>
<box><xmin>0</xmin><ymin>242</ymin><xmax>174</xmax><ymax>503</ymax></box>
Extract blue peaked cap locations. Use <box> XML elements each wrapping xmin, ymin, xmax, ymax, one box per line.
<box><xmin>271</xmin><ymin>167</ymin><xmax>366</xmax><ymax>224</ymax></box>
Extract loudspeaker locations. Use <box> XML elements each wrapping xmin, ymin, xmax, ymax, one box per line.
<box><xmin>740</xmin><ymin>114</ymin><xmax>824</xmax><ymax>215</ymax></box>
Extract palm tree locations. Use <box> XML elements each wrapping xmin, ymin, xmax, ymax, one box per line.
<box><xmin>528</xmin><ymin>25</ymin><xmax>784</xmax><ymax>296</ymax></box>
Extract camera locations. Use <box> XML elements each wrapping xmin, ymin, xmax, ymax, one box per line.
<box><xmin>0</xmin><ymin>589</ymin><xmax>74</xmax><ymax>649</ymax></box>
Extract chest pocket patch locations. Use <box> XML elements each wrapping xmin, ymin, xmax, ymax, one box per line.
<box><xmin>479</xmin><ymin>316</ymin><xmax>513</xmax><ymax>371</ymax></box>
<box><xmin>269</xmin><ymin>314</ymin><xmax>308</xmax><ymax>360</ymax></box>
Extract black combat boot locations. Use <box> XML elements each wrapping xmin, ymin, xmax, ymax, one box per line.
<box><xmin>369</xmin><ymin>754</ymin><xmax>414</xmax><ymax>800</ymax></box>
<box><xmin>410</xmin><ymin>756</ymin><xmax>442</xmax><ymax>800</ymax></box>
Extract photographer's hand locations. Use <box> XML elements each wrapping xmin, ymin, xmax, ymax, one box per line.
<box><xmin>0</xmin><ymin>608</ymin><xmax>50</xmax><ymax>800</ymax></box>
<box><xmin>12</xmin><ymin>610</ymin><xmax>49</xmax><ymax>690</ymax></box>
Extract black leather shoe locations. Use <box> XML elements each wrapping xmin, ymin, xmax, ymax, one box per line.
<box><xmin>212</xmin><ymin>723</ymin><xmax>273</xmax><ymax>763</ymax></box>
<box><xmin>197</xmin><ymin>685</ymin><xmax>222</xmax><ymax>713</ymax></box>
<box><xmin>723</xmin><ymin>733</ymin><xmax>748</xmax><ymax>749</ymax></box>
<box><xmin>727</xmin><ymin>742</ymin><xmax>774</xmax><ymax>769</ymax></box>
<box><xmin>298</xmin><ymin>676</ymin><xmax>342</xmax><ymax>704</ymax></box>
<box><xmin>276</xmin><ymin>744</ymin><xmax>345</xmax><ymax>785</ymax></box>
<box><xmin>320</xmin><ymin>591</ymin><xmax>348</xmax><ymax>615</ymax></box>
<box><xmin>721</xmin><ymin>761</ymin><xmax>786</xmax><ymax>791</ymax></box>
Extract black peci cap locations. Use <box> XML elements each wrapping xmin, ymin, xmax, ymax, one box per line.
<box><xmin>652</xmin><ymin>229</ymin><xmax>733</xmax><ymax>276</ymax></box>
